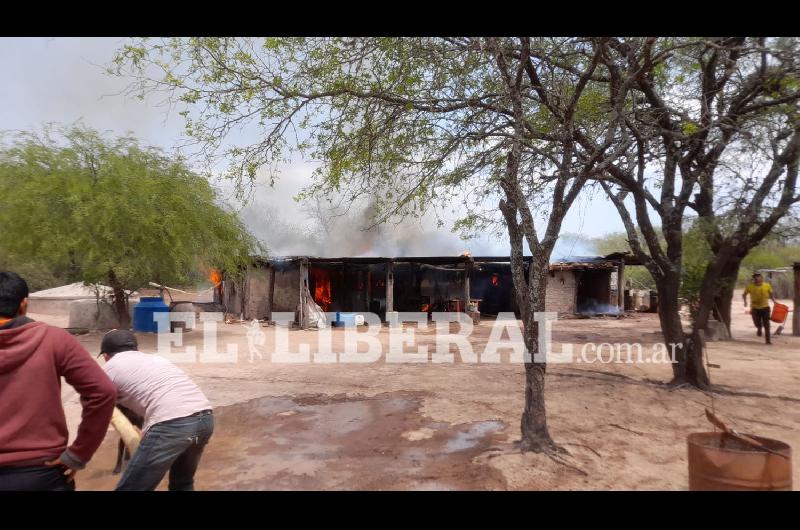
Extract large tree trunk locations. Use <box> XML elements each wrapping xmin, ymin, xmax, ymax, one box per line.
<box><xmin>654</xmin><ymin>274</ymin><xmax>692</xmax><ymax>384</ymax></box>
<box><xmin>500</xmin><ymin>190</ymin><xmax>558</xmax><ymax>453</ymax></box>
<box><xmin>651</xmin><ymin>273</ymin><xmax>712</xmax><ymax>388</ymax></box>
<box><xmin>520</xmin><ymin>362</ymin><xmax>551</xmax><ymax>451</ymax></box>
<box><xmin>712</xmin><ymin>257</ymin><xmax>743</xmax><ymax>334</ymax></box>
<box><xmin>682</xmin><ymin>256</ymin><xmax>733</xmax><ymax>389</ymax></box>
<box><xmin>518</xmin><ymin>263</ymin><xmax>558</xmax><ymax>452</ymax></box>
<box><xmin>108</xmin><ymin>269</ymin><xmax>131</xmax><ymax>329</ymax></box>
<box><xmin>684</xmin><ymin>329</ymin><xmax>711</xmax><ymax>388</ymax></box>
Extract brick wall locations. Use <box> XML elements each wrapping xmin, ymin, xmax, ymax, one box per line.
<box><xmin>272</xmin><ymin>266</ymin><xmax>301</xmax><ymax>313</ymax></box>
<box><xmin>544</xmin><ymin>270</ymin><xmax>576</xmax><ymax>314</ymax></box>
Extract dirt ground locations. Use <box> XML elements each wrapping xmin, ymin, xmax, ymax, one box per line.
<box><xmin>40</xmin><ymin>292</ymin><xmax>799</xmax><ymax>490</ymax></box>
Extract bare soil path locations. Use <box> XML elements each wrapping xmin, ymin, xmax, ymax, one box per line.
<box><xmin>40</xmin><ymin>293</ymin><xmax>797</xmax><ymax>490</ymax></box>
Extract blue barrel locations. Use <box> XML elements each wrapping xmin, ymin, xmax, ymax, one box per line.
<box><xmin>133</xmin><ymin>297</ymin><xmax>170</xmax><ymax>333</ymax></box>
<box><xmin>334</xmin><ymin>312</ymin><xmax>357</xmax><ymax>327</ymax></box>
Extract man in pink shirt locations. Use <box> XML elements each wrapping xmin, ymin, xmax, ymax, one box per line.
<box><xmin>99</xmin><ymin>329</ymin><xmax>214</xmax><ymax>491</ymax></box>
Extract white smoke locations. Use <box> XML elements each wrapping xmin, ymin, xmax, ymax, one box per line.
<box><xmin>237</xmin><ymin>195</ymin><xmax>505</xmax><ymax>258</ymax></box>
<box><xmin>2</xmin><ymin>37</ymin><xmax>626</xmax><ymax>260</ymax></box>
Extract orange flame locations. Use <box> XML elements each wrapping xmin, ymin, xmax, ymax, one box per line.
<box><xmin>421</xmin><ymin>303</ymin><xmax>431</xmax><ymax>312</ymax></box>
<box><xmin>209</xmin><ymin>268</ymin><xmax>223</xmax><ymax>288</ymax></box>
<box><xmin>311</xmin><ymin>268</ymin><xmax>332</xmax><ymax>311</ymax></box>
<box><xmin>491</xmin><ymin>274</ymin><xmax>499</xmax><ymax>286</ymax></box>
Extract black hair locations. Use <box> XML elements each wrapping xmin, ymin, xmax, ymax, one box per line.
<box><xmin>0</xmin><ymin>271</ymin><xmax>29</xmax><ymax>318</ymax></box>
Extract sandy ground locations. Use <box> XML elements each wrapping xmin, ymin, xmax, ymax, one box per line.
<box><xmin>36</xmin><ymin>292</ymin><xmax>799</xmax><ymax>491</ymax></box>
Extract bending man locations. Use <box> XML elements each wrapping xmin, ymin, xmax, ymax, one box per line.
<box><xmin>99</xmin><ymin>329</ymin><xmax>214</xmax><ymax>490</ymax></box>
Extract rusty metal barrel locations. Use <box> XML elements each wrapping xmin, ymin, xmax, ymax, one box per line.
<box><xmin>687</xmin><ymin>432</ymin><xmax>792</xmax><ymax>490</ymax></box>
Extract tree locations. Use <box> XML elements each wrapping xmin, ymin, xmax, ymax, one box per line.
<box><xmin>591</xmin><ymin>231</ymin><xmax>657</xmax><ymax>290</ymax></box>
<box><xmin>0</xmin><ymin>124</ymin><xmax>257</xmax><ymax>326</ymax></box>
<box><xmin>111</xmin><ymin>37</ymin><xmax>626</xmax><ymax>453</ymax></box>
<box><xmin>583</xmin><ymin>37</ymin><xmax>800</xmax><ymax>388</ymax></box>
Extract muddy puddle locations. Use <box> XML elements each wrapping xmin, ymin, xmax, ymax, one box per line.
<box><xmin>77</xmin><ymin>392</ymin><xmax>509</xmax><ymax>490</ymax></box>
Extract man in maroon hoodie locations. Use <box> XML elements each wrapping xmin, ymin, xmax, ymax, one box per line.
<box><xmin>0</xmin><ymin>271</ymin><xmax>117</xmax><ymax>491</ymax></box>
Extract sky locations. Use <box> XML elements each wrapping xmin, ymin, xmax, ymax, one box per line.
<box><xmin>0</xmin><ymin>37</ymin><xmax>629</xmax><ymax>258</ymax></box>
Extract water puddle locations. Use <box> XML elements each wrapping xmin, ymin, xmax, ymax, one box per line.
<box><xmin>78</xmin><ymin>391</ymin><xmax>509</xmax><ymax>490</ymax></box>
<box><xmin>443</xmin><ymin>421</ymin><xmax>506</xmax><ymax>453</ymax></box>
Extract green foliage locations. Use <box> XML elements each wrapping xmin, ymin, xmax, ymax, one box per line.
<box><xmin>109</xmin><ymin>37</ymin><xmax>586</xmax><ymax>232</ymax></box>
<box><xmin>0</xmin><ymin>124</ymin><xmax>257</xmax><ymax>296</ymax></box>
<box><xmin>740</xmin><ymin>238</ymin><xmax>800</xmax><ymax>298</ymax></box>
<box><xmin>590</xmin><ymin>222</ymin><xmax>718</xmax><ymax>299</ymax></box>
<box><xmin>0</xmin><ymin>258</ymin><xmax>62</xmax><ymax>293</ymax></box>
<box><xmin>681</xmin><ymin>121</ymin><xmax>699</xmax><ymax>136</ymax></box>
<box><xmin>592</xmin><ymin>219</ymin><xmax>800</xmax><ymax>310</ymax></box>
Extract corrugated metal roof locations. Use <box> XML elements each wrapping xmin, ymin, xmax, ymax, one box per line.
<box><xmin>250</xmin><ymin>251</ymin><xmax>637</xmax><ymax>267</ymax></box>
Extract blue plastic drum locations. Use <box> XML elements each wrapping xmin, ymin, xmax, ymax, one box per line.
<box><xmin>132</xmin><ymin>297</ymin><xmax>170</xmax><ymax>333</ymax></box>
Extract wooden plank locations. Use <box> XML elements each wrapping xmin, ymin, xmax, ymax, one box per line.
<box><xmin>111</xmin><ymin>407</ymin><xmax>141</xmax><ymax>454</ymax></box>
<box><xmin>463</xmin><ymin>261</ymin><xmax>472</xmax><ymax>311</ymax></box>
<box><xmin>386</xmin><ymin>261</ymin><xmax>394</xmax><ymax>313</ymax></box>
<box><xmin>267</xmin><ymin>265</ymin><xmax>276</xmax><ymax>321</ymax></box>
<box><xmin>299</xmin><ymin>259</ymin><xmax>309</xmax><ymax>328</ymax></box>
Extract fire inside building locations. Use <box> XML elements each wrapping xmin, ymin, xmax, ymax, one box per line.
<box><xmin>221</xmin><ymin>253</ymin><xmax>646</xmax><ymax>326</ymax></box>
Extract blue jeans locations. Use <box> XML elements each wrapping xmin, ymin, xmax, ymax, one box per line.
<box><xmin>116</xmin><ymin>411</ymin><xmax>214</xmax><ymax>491</ymax></box>
<box><xmin>0</xmin><ymin>465</ymin><xmax>75</xmax><ymax>491</ymax></box>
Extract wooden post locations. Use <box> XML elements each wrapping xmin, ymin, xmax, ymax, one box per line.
<box><xmin>241</xmin><ymin>267</ymin><xmax>248</xmax><ymax>320</ymax></box>
<box><xmin>343</xmin><ymin>262</ymin><xmax>349</xmax><ymax>311</ymax></box>
<box><xmin>572</xmin><ymin>271</ymin><xmax>579</xmax><ymax>314</ymax></box>
<box><xmin>463</xmin><ymin>260</ymin><xmax>472</xmax><ymax>312</ymax></box>
<box><xmin>793</xmin><ymin>262</ymin><xmax>800</xmax><ymax>337</ymax></box>
<box><xmin>617</xmin><ymin>261</ymin><xmax>625</xmax><ymax>310</ymax></box>
<box><xmin>364</xmin><ymin>269</ymin><xmax>370</xmax><ymax>312</ymax></box>
<box><xmin>298</xmin><ymin>259</ymin><xmax>309</xmax><ymax>328</ymax></box>
<box><xmin>267</xmin><ymin>264</ymin><xmax>276</xmax><ymax>322</ymax></box>
<box><xmin>385</xmin><ymin>260</ymin><xmax>394</xmax><ymax>313</ymax></box>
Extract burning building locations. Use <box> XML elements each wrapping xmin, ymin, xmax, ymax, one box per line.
<box><xmin>222</xmin><ymin>253</ymin><xmax>639</xmax><ymax>324</ymax></box>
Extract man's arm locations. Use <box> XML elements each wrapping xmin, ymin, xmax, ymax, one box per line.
<box><xmin>52</xmin><ymin>331</ymin><xmax>117</xmax><ymax>470</ymax></box>
<box><xmin>743</xmin><ymin>288</ymin><xmax>749</xmax><ymax>307</ymax></box>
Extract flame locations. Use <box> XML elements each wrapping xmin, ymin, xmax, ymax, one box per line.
<box><xmin>491</xmin><ymin>274</ymin><xmax>499</xmax><ymax>286</ymax></box>
<box><xmin>310</xmin><ymin>268</ymin><xmax>332</xmax><ymax>311</ymax></box>
<box><xmin>209</xmin><ymin>268</ymin><xmax>223</xmax><ymax>288</ymax></box>
<box><xmin>421</xmin><ymin>303</ymin><xmax>431</xmax><ymax>312</ymax></box>
<box><xmin>461</xmin><ymin>250</ymin><xmax>471</xmax><ymax>257</ymax></box>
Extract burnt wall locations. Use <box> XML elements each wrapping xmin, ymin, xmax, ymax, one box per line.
<box><xmin>471</xmin><ymin>264</ymin><xmax>514</xmax><ymax>315</ymax></box>
<box><xmin>272</xmin><ymin>265</ymin><xmax>301</xmax><ymax>313</ymax></box>
<box><xmin>393</xmin><ymin>263</ymin><xmax>465</xmax><ymax>312</ymax></box>
<box><xmin>245</xmin><ymin>266</ymin><xmax>272</xmax><ymax>320</ymax></box>
<box><xmin>575</xmin><ymin>269</ymin><xmax>614</xmax><ymax>312</ymax></box>
<box><xmin>222</xmin><ymin>276</ymin><xmax>244</xmax><ymax>316</ymax></box>
<box><xmin>308</xmin><ymin>263</ymin><xmax>387</xmax><ymax>315</ymax></box>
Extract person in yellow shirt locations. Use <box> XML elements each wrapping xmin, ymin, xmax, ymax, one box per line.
<box><xmin>743</xmin><ymin>273</ymin><xmax>776</xmax><ymax>344</ymax></box>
